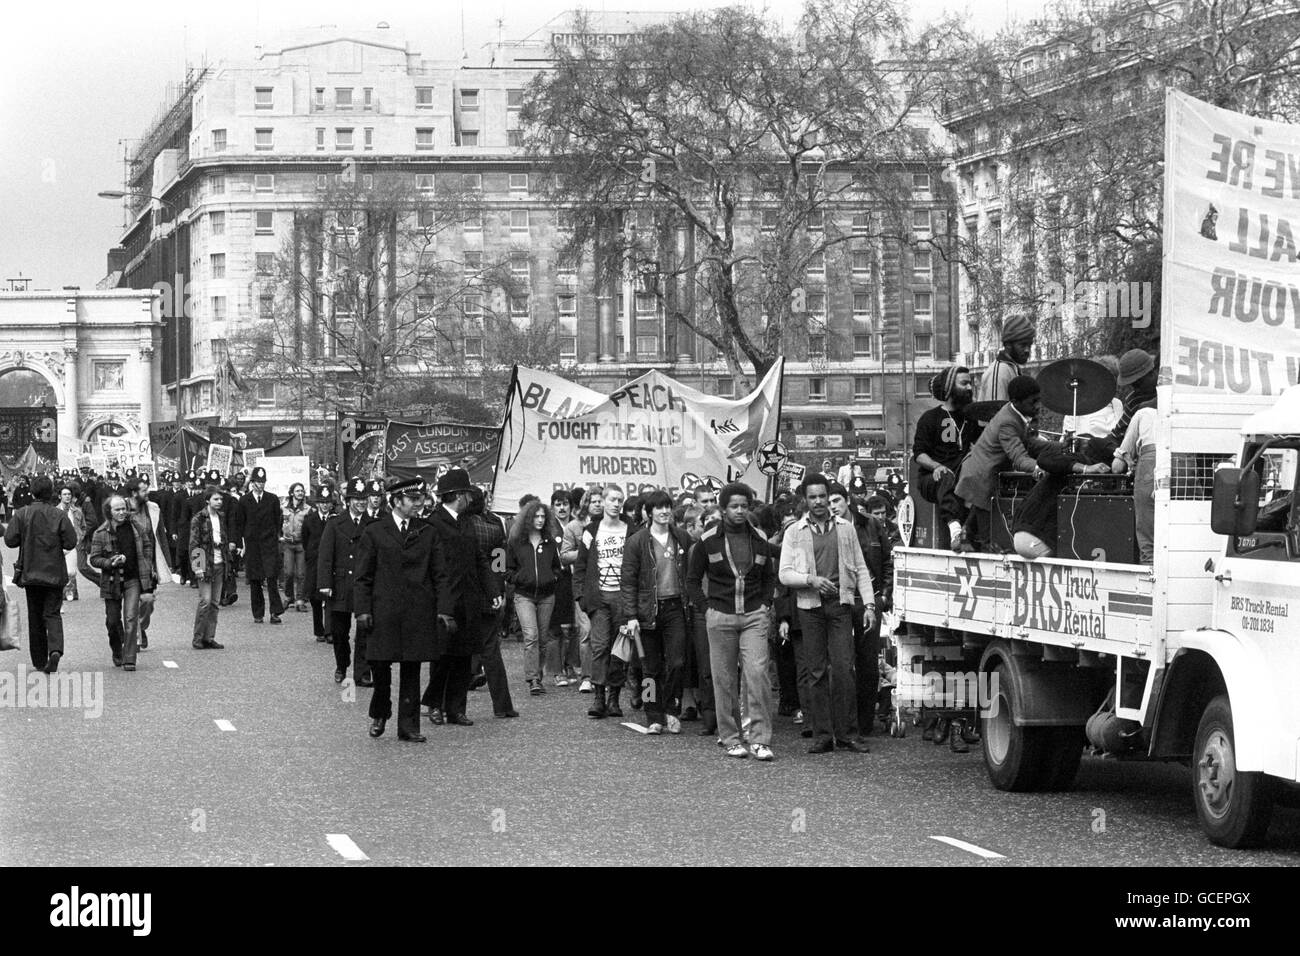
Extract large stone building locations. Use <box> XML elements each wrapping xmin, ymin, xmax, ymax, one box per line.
<box><xmin>106</xmin><ymin>14</ymin><xmax>957</xmax><ymax>463</ymax></box>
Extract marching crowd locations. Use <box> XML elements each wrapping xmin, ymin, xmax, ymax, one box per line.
<box><xmin>1</xmin><ymin>458</ymin><xmax>916</xmax><ymax>760</ymax></box>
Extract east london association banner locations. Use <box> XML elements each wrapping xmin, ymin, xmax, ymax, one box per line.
<box><xmin>383</xmin><ymin>421</ymin><xmax>499</xmax><ymax>486</ymax></box>
<box><xmin>1165</xmin><ymin>91</ymin><xmax>1300</xmax><ymax>400</ymax></box>
<box><xmin>493</xmin><ymin>359</ymin><xmax>783</xmax><ymax>503</ymax></box>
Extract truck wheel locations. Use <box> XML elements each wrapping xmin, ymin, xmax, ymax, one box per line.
<box><xmin>1193</xmin><ymin>694</ymin><xmax>1274</xmax><ymax>848</ymax></box>
<box><xmin>981</xmin><ymin>662</ymin><xmax>1048</xmax><ymax>792</ymax></box>
<box><xmin>1039</xmin><ymin>726</ymin><xmax>1085</xmax><ymax>792</ymax></box>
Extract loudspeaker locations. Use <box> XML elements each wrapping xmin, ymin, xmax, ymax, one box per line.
<box><xmin>1056</xmin><ymin>494</ymin><xmax>1137</xmax><ymax>564</ymax></box>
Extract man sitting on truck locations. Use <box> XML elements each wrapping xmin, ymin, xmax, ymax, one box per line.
<box><xmin>913</xmin><ymin>366</ymin><xmax>975</xmax><ymax>551</ymax></box>
<box><xmin>954</xmin><ymin>375</ymin><xmax>1048</xmax><ymax>553</ymax></box>
<box><xmin>1012</xmin><ymin>444</ymin><xmax>1111</xmax><ymax>559</ymax></box>
<box><xmin>976</xmin><ymin>314</ymin><xmax>1035</xmax><ymax>403</ymax></box>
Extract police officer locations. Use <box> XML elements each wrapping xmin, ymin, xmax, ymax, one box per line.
<box><xmin>235</xmin><ymin>465</ymin><xmax>284</xmax><ymax>624</ymax></box>
<box><xmin>364</xmin><ymin>478</ymin><xmax>386</xmax><ymax>521</ymax></box>
<box><xmin>318</xmin><ymin>478</ymin><xmax>373</xmax><ymax>685</ymax></box>
<box><xmin>302</xmin><ymin>484</ymin><xmax>335</xmax><ymax>643</ymax></box>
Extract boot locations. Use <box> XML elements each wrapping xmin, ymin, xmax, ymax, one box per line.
<box><xmin>587</xmin><ymin>684</ymin><xmax>608</xmax><ymax>719</ymax></box>
<box><xmin>922</xmin><ymin>715</ymin><xmax>937</xmax><ymax>741</ymax></box>
<box><xmin>933</xmin><ymin>717</ymin><xmax>950</xmax><ymax>745</ymax></box>
<box><xmin>606</xmin><ymin>686</ymin><xmax>624</xmax><ymax>718</ymax></box>
<box><xmin>961</xmin><ymin>720</ymin><xmax>981</xmax><ymax>745</ymax></box>
<box><xmin>950</xmin><ymin>719</ymin><xmax>971</xmax><ymax>753</ymax></box>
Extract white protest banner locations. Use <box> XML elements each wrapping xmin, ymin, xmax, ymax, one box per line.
<box><xmin>494</xmin><ymin>360</ymin><xmax>783</xmax><ymax>503</ymax></box>
<box><xmin>207</xmin><ymin>443</ymin><xmax>234</xmax><ymax>477</ymax></box>
<box><xmin>90</xmin><ymin>454</ymin><xmax>107</xmax><ymax>474</ymax></box>
<box><xmin>260</xmin><ymin>456</ymin><xmax>311</xmax><ymax>500</ymax></box>
<box><xmin>780</xmin><ymin>460</ymin><xmax>806</xmax><ymax>491</ymax></box>
<box><xmin>1164</xmin><ymin>91</ymin><xmax>1300</xmax><ymax>405</ymax></box>
<box><xmin>244</xmin><ymin>448</ymin><xmax>265</xmax><ymax>468</ymax></box>
<box><xmin>75</xmin><ymin>454</ymin><xmax>93</xmax><ymax>471</ymax></box>
<box><xmin>136</xmin><ymin>461</ymin><xmax>157</xmax><ymax>488</ymax></box>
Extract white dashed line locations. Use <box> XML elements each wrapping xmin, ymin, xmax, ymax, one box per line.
<box><xmin>620</xmin><ymin>722</ymin><xmax>651</xmax><ymax>734</ymax></box>
<box><xmin>326</xmin><ymin>833</ymin><xmax>369</xmax><ymax>861</ymax></box>
<box><xmin>213</xmin><ymin>719</ymin><xmax>237</xmax><ymax>732</ymax></box>
<box><xmin>929</xmin><ymin>835</ymin><xmax>1005</xmax><ymax>860</ymax></box>
<box><xmin>163</xmin><ymin>661</ymin><xmax>178</xmax><ymax>669</ymax></box>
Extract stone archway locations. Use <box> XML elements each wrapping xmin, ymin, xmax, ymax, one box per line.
<box><xmin>0</xmin><ymin>367</ymin><xmax>60</xmax><ymax>461</ymax></box>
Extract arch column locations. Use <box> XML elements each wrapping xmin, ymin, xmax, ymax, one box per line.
<box><xmin>138</xmin><ymin>346</ymin><xmax>154</xmax><ymax>431</ymax></box>
<box><xmin>61</xmin><ymin>347</ymin><xmax>79</xmax><ymax>451</ymax></box>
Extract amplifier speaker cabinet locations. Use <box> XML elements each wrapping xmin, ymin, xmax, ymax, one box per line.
<box><xmin>1055</xmin><ymin>494</ymin><xmax>1137</xmax><ymax>564</ymax></box>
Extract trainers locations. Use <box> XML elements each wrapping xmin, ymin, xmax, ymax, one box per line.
<box><xmin>528</xmin><ymin>679</ymin><xmax>544</xmax><ymax>696</ymax></box>
<box><xmin>578</xmin><ymin>678</ymin><xmax>593</xmax><ymax>693</ymax></box>
<box><xmin>750</xmin><ymin>743</ymin><xmax>775</xmax><ymax>761</ymax></box>
<box><xmin>725</xmin><ymin>743</ymin><xmax>750</xmax><ymax>759</ymax></box>
<box><xmin>646</xmin><ymin>723</ymin><xmax>663</xmax><ymax>735</ymax></box>
<box><xmin>553</xmin><ymin>674</ymin><xmax>570</xmax><ymax>687</ymax></box>
<box><xmin>665</xmin><ymin>715</ymin><xmax>682</xmax><ymax>735</ymax></box>
<box><xmin>793</xmin><ymin>709</ymin><xmax>804</xmax><ymax>725</ymax></box>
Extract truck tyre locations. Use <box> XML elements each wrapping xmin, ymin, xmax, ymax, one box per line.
<box><xmin>1193</xmin><ymin>694</ymin><xmax>1274</xmax><ymax>848</ymax></box>
<box><xmin>982</xmin><ymin>662</ymin><xmax>1049</xmax><ymax>791</ymax></box>
<box><xmin>1039</xmin><ymin>726</ymin><xmax>1085</xmax><ymax>792</ymax></box>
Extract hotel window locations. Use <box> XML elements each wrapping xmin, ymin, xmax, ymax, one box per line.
<box><xmin>854</xmin><ymin>334</ymin><xmax>872</xmax><ymax>358</ymax></box>
<box><xmin>852</xmin><ymin>249</ymin><xmax>871</xmax><ymax>276</ymax></box>
<box><xmin>416</xmin><ymin>128</ymin><xmax>434</xmax><ymax>150</ymax></box>
<box><xmin>259</xmin><ymin>294</ymin><xmax>275</xmax><ymax>318</ymax></box>
<box><xmin>557</xmin><ymin>294</ymin><xmax>577</xmax><ymax>317</ymax></box>
<box><xmin>854</xmin><ymin>376</ymin><xmax>872</xmax><ymax>401</ymax></box>
<box><xmin>336</xmin><ymin>128</ymin><xmax>354</xmax><ymax>150</ymax></box>
<box><xmin>254</xmin><ymin>87</ymin><xmax>273</xmax><ymax>110</ymax></box>
<box><xmin>460</xmin><ymin>89</ymin><xmax>479</xmax><ymax>110</ymax></box>
<box><xmin>210</xmin><ymin>174</ymin><xmax>225</xmax><ymax>195</ymax></box>
<box><xmin>716</xmin><ymin>378</ymin><xmax>736</xmax><ymax>399</ymax></box>
<box><xmin>806</xmin><ymin>292</ymin><xmax>826</xmax><ymax>318</ymax></box>
<box><xmin>912</xmin><ymin>208</ymin><xmax>932</xmax><ymax>235</ymax></box>
<box><xmin>315</xmin><ymin>174</ymin><xmax>327</xmax><ymax>191</ymax></box>
<box><xmin>363</xmin><ymin>88</ymin><xmax>373</xmax><ymax>110</ymax></box>
<box><xmin>914</xmin><ymin>332</ymin><xmax>934</xmax><ymax>356</ymax></box>
<box><xmin>256</xmin><ymin>253</ymin><xmax>275</xmax><ymax>276</ymax></box>
<box><xmin>913</xmin><ymin>291</ymin><xmax>933</xmax><ymax>318</ymax></box>
<box><xmin>808</xmin><ymin>377</ymin><xmax>826</xmax><ymax>403</ymax></box>
<box><xmin>417</xmin><ymin>174</ymin><xmax>435</xmax><ymax>193</ymax></box>
<box><xmin>254</xmin><ymin>128</ymin><xmax>273</xmax><ymax>151</ymax></box>
<box><xmin>852</xmin><ymin>293</ymin><xmax>872</xmax><ymax>319</ymax></box>
<box><xmin>806</xmin><ymin>208</ymin><xmax>824</xmax><ymax>232</ymax></box>
<box><xmin>463</xmin><ymin>293</ymin><xmax>483</xmax><ymax>317</ymax></box>
<box><xmin>316</xmin><ymin>128</ymin><xmax>326</xmax><ymax>151</ymax></box>
<box><xmin>559</xmin><ymin>336</ymin><xmax>577</xmax><ymax>360</ymax></box>
<box><xmin>912</xmin><ymin>248</ymin><xmax>932</xmax><ymax>282</ymax></box>
<box><xmin>556</xmin><ymin>259</ymin><xmax>577</xmax><ymax>279</ymax></box>
<box><xmin>209</xmin><ymin>211</ymin><xmax>225</xmax><ymax>237</ymax></box>
<box><xmin>363</xmin><ymin>128</ymin><xmax>373</xmax><ymax>150</ymax></box>
<box><xmin>255</xmin><ymin>381</ymin><xmax>275</xmax><ymax>407</ymax></box>
<box><xmin>210</xmin><ymin>253</ymin><xmax>226</xmax><ymax>279</ymax></box>
<box><xmin>416</xmin><ymin>87</ymin><xmax>434</xmax><ymax>109</ymax></box>
<box><xmin>760</xmin><ymin>209</ymin><xmax>777</xmax><ymax>233</ymax></box>
<box><xmin>912</xmin><ymin>172</ymin><xmax>931</xmax><ymax>195</ymax></box>
<box><xmin>464</xmin><ymin>336</ymin><xmax>484</xmax><ymax>359</ymax></box>
<box><xmin>417</xmin><ymin>208</ymin><xmax>434</xmax><ymax>228</ymax></box>
<box><xmin>851</xmin><ymin>212</ymin><xmax>870</xmax><ymax>234</ymax></box>
<box><xmin>463</xmin><ymin>251</ymin><xmax>482</xmax><ymax>273</ymax></box>
<box><xmin>806</xmin><ymin>251</ymin><xmax>825</xmax><ymax>279</ymax></box>
<box><xmin>255</xmin><ymin>210</ymin><xmax>273</xmax><ymax>235</ymax></box>
<box><xmin>463</xmin><ymin>172</ymin><xmax>482</xmax><ymax>191</ymax></box>
<box><xmin>510</xmin><ymin>256</ymin><xmax>530</xmax><ymax>281</ymax></box>
<box><xmin>314</xmin><ymin>88</ymin><xmax>325</xmax><ymax>110</ymax></box>
<box><xmin>808</xmin><ymin>334</ymin><xmax>826</xmax><ymax>358</ymax></box>
<box><xmin>460</xmin><ymin>132</ymin><xmax>478</xmax><ymax>146</ymax></box>
<box><xmin>462</xmin><ymin>211</ymin><xmax>482</xmax><ymax>232</ymax></box>
<box><xmin>509</xmin><ymin>173</ymin><xmax>529</xmax><ymax>192</ymax></box>
<box><xmin>508</xmin><ymin>130</ymin><xmax>524</xmax><ymax>148</ymax></box>
<box><xmin>507</xmin><ymin>89</ymin><xmax>524</xmax><ymax>109</ymax></box>
<box><xmin>416</xmin><ymin>294</ymin><xmax>435</xmax><ymax>316</ymax></box>
<box><xmin>211</xmin><ymin>296</ymin><xmax>227</xmax><ymax>321</ymax></box>
<box><xmin>335</xmin><ymin>88</ymin><xmax>353</xmax><ymax>110</ymax></box>
<box><xmin>510</xmin><ymin>209</ymin><xmax>529</xmax><ymax>234</ymax></box>
<box><xmin>636</xmin><ymin>335</ymin><xmax>659</xmax><ymax>357</ymax></box>
<box><xmin>914</xmin><ymin>374</ymin><xmax>930</xmax><ymax>398</ymax></box>
<box><xmin>211</xmin><ymin>129</ymin><xmax>227</xmax><ymax>152</ymax></box>
<box><xmin>635</xmin><ymin>293</ymin><xmax>656</xmax><ymax>314</ymax></box>
<box><xmin>510</xmin><ymin>294</ymin><xmax>530</xmax><ymax>318</ymax></box>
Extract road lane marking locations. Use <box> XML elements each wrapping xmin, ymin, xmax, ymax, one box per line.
<box><xmin>929</xmin><ymin>836</ymin><xmax>1005</xmax><ymax>860</ymax></box>
<box><xmin>213</xmin><ymin>719</ymin><xmax>237</xmax><ymax>732</ymax></box>
<box><xmin>620</xmin><ymin>722</ymin><xmax>651</xmax><ymax>734</ymax></box>
<box><xmin>163</xmin><ymin>661</ymin><xmax>178</xmax><ymax>669</ymax></box>
<box><xmin>326</xmin><ymin>834</ymin><xmax>369</xmax><ymax>861</ymax></box>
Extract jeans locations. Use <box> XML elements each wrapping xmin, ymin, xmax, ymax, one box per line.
<box><xmin>24</xmin><ymin>584</ymin><xmax>66</xmax><ymax>670</ymax></box>
<box><xmin>194</xmin><ymin>565</ymin><xmax>225</xmax><ymax>646</ymax></box>
<box><xmin>639</xmin><ymin>597</ymin><xmax>687</xmax><ymax>724</ymax></box>
<box><xmin>515</xmin><ymin>592</ymin><xmax>556</xmax><ymax>683</ymax></box>
<box><xmin>249</xmin><ymin>576</ymin><xmax>285</xmax><ymax>620</ymax></box>
<box><xmin>684</xmin><ymin>605</ymin><xmax>715</xmax><ymax>724</ymax></box>
<box><xmin>587</xmin><ymin>590</ymin><xmax>625</xmax><ymax>688</ymax></box>
<box><xmin>105</xmin><ymin>578</ymin><xmax>142</xmax><ymax>666</ymax></box>
<box><xmin>799</xmin><ymin>602</ymin><xmax>857</xmax><ymax>742</ymax></box>
<box><xmin>281</xmin><ymin>543</ymin><xmax>305</xmax><ymax>603</ymax></box>
<box><xmin>331</xmin><ymin>610</ymin><xmax>370</xmax><ymax>680</ymax></box>
<box><xmin>706</xmin><ymin>607</ymin><xmax>772</xmax><ymax>747</ymax></box>
<box><xmin>573</xmin><ymin>601</ymin><xmax>592</xmax><ymax>679</ymax></box>
<box><xmin>1134</xmin><ymin>444</ymin><xmax>1155</xmax><ymax>564</ymax></box>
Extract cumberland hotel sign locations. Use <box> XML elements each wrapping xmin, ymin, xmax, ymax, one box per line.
<box><xmin>550</xmin><ymin>32</ymin><xmax>635</xmax><ymax>52</ymax></box>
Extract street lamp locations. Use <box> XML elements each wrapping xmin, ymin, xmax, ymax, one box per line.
<box><xmin>98</xmin><ymin>189</ymin><xmax>185</xmax><ymax>456</ymax></box>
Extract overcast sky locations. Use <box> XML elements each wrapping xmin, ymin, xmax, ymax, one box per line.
<box><xmin>0</xmin><ymin>0</ymin><xmax>1050</xmax><ymax>291</ymax></box>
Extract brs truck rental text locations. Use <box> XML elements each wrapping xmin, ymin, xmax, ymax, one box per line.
<box><xmin>892</xmin><ymin>91</ymin><xmax>1300</xmax><ymax>848</ymax></box>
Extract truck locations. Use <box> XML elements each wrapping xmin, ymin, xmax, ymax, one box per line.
<box><xmin>891</xmin><ymin>91</ymin><xmax>1300</xmax><ymax>849</ymax></box>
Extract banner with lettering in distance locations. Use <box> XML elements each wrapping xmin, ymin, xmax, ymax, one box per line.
<box><xmin>383</xmin><ymin>421</ymin><xmax>499</xmax><ymax>487</ymax></box>
<box><xmin>339</xmin><ymin>413</ymin><xmax>387</xmax><ymax>479</ymax></box>
<box><xmin>493</xmin><ymin>360</ymin><xmax>783</xmax><ymax>504</ymax></box>
<box><xmin>261</xmin><ymin>456</ymin><xmax>312</xmax><ymax>500</ymax></box>
<box><xmin>1166</xmin><ymin>91</ymin><xmax>1300</xmax><ymax>402</ymax></box>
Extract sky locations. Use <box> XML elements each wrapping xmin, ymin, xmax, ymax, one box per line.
<box><xmin>0</xmin><ymin>0</ymin><xmax>1052</xmax><ymax>291</ymax></box>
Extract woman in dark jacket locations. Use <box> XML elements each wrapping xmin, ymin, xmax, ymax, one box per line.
<box><xmin>507</xmin><ymin>500</ymin><xmax>563</xmax><ymax>697</ymax></box>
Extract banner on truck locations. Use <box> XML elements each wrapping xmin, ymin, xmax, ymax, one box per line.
<box><xmin>1166</xmin><ymin>91</ymin><xmax>1300</xmax><ymax>399</ymax></box>
<box><xmin>493</xmin><ymin>360</ymin><xmax>783</xmax><ymax>503</ymax></box>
